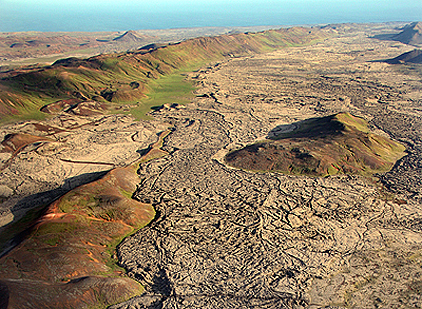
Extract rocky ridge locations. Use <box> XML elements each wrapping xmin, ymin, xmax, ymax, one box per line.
<box><xmin>0</xmin><ymin>130</ymin><xmax>173</xmax><ymax>308</ymax></box>
<box><xmin>392</xmin><ymin>21</ymin><xmax>422</xmax><ymax>45</ymax></box>
<box><xmin>386</xmin><ymin>49</ymin><xmax>422</xmax><ymax>64</ymax></box>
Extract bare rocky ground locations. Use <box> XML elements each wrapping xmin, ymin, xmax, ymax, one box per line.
<box><xmin>113</xmin><ymin>30</ymin><xmax>422</xmax><ymax>308</ymax></box>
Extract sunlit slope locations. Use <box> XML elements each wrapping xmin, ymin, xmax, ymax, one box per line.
<box><xmin>0</xmin><ymin>165</ymin><xmax>156</xmax><ymax>308</ymax></box>
<box><xmin>0</xmin><ymin>131</ymin><xmax>170</xmax><ymax>308</ymax></box>
<box><xmin>0</xmin><ymin>27</ymin><xmax>326</xmax><ymax>120</ymax></box>
<box><xmin>226</xmin><ymin>113</ymin><xmax>406</xmax><ymax>176</ymax></box>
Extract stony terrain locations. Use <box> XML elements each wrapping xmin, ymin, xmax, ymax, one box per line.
<box><xmin>0</xmin><ymin>113</ymin><xmax>167</xmax><ymax>230</ymax></box>
<box><xmin>0</xmin><ymin>26</ymin><xmax>329</xmax><ymax>308</ymax></box>
<box><xmin>114</xmin><ymin>27</ymin><xmax>422</xmax><ymax>308</ymax></box>
<box><xmin>0</xmin><ymin>23</ymin><xmax>422</xmax><ymax>308</ymax></box>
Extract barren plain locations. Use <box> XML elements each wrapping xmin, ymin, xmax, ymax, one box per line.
<box><xmin>1</xmin><ymin>23</ymin><xmax>422</xmax><ymax>308</ymax></box>
<box><xmin>115</xmin><ymin>27</ymin><xmax>422</xmax><ymax>308</ymax></box>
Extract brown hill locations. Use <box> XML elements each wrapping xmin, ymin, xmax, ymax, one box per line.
<box><xmin>392</xmin><ymin>22</ymin><xmax>422</xmax><ymax>45</ymax></box>
<box><xmin>225</xmin><ymin>113</ymin><xmax>405</xmax><ymax>177</ymax></box>
<box><xmin>113</xmin><ymin>30</ymin><xmax>146</xmax><ymax>42</ymax></box>
<box><xmin>0</xmin><ymin>33</ymin><xmax>104</xmax><ymax>61</ymax></box>
<box><xmin>385</xmin><ymin>49</ymin><xmax>422</xmax><ymax>64</ymax></box>
<box><xmin>0</xmin><ymin>165</ymin><xmax>152</xmax><ymax>308</ymax></box>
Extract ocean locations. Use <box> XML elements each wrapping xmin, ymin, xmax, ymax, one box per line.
<box><xmin>0</xmin><ymin>0</ymin><xmax>421</xmax><ymax>32</ymax></box>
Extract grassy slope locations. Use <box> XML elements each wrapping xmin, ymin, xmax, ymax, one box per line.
<box><xmin>0</xmin><ymin>27</ymin><xmax>327</xmax><ymax>123</ymax></box>
<box><xmin>0</xmin><ymin>131</ymin><xmax>170</xmax><ymax>309</ymax></box>
<box><xmin>226</xmin><ymin>113</ymin><xmax>406</xmax><ymax>177</ymax></box>
<box><xmin>119</xmin><ymin>73</ymin><xmax>197</xmax><ymax>120</ymax></box>
<box><xmin>0</xmin><ymin>166</ymin><xmax>151</xmax><ymax>309</ymax></box>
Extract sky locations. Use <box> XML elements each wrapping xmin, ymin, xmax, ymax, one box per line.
<box><xmin>0</xmin><ymin>0</ymin><xmax>421</xmax><ymax>32</ymax></box>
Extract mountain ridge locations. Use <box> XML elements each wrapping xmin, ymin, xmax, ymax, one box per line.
<box><xmin>392</xmin><ymin>21</ymin><xmax>422</xmax><ymax>45</ymax></box>
<box><xmin>385</xmin><ymin>49</ymin><xmax>422</xmax><ymax>64</ymax></box>
<box><xmin>0</xmin><ymin>130</ymin><xmax>170</xmax><ymax>309</ymax></box>
<box><xmin>0</xmin><ymin>26</ymin><xmax>328</xmax><ymax>122</ymax></box>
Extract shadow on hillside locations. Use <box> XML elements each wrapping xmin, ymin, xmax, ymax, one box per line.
<box><xmin>11</xmin><ymin>170</ymin><xmax>110</xmax><ymax>216</ymax></box>
<box><xmin>0</xmin><ymin>281</ymin><xmax>8</xmax><ymax>309</ymax></box>
<box><xmin>267</xmin><ymin>115</ymin><xmax>344</xmax><ymax>140</ymax></box>
<box><xmin>0</xmin><ymin>170</ymin><xmax>110</xmax><ymax>258</ymax></box>
<box><xmin>370</xmin><ymin>33</ymin><xmax>398</xmax><ymax>42</ymax></box>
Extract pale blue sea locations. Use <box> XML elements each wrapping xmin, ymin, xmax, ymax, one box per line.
<box><xmin>0</xmin><ymin>0</ymin><xmax>421</xmax><ymax>32</ymax></box>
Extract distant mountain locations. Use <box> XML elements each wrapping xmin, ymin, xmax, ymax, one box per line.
<box><xmin>112</xmin><ymin>30</ymin><xmax>145</xmax><ymax>42</ymax></box>
<box><xmin>386</xmin><ymin>49</ymin><xmax>422</xmax><ymax>64</ymax></box>
<box><xmin>0</xmin><ymin>33</ymin><xmax>104</xmax><ymax>61</ymax></box>
<box><xmin>392</xmin><ymin>22</ymin><xmax>422</xmax><ymax>45</ymax></box>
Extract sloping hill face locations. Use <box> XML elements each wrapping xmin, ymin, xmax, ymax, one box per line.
<box><xmin>113</xmin><ymin>30</ymin><xmax>146</xmax><ymax>42</ymax></box>
<box><xmin>386</xmin><ymin>49</ymin><xmax>422</xmax><ymax>64</ymax></box>
<box><xmin>225</xmin><ymin>113</ymin><xmax>405</xmax><ymax>176</ymax></box>
<box><xmin>0</xmin><ymin>27</ymin><xmax>327</xmax><ymax>119</ymax></box>
<box><xmin>392</xmin><ymin>22</ymin><xmax>422</xmax><ymax>45</ymax></box>
<box><xmin>0</xmin><ymin>130</ymin><xmax>170</xmax><ymax>308</ymax></box>
<box><xmin>0</xmin><ymin>166</ymin><xmax>154</xmax><ymax>308</ymax></box>
<box><xmin>0</xmin><ymin>33</ymin><xmax>105</xmax><ymax>61</ymax></box>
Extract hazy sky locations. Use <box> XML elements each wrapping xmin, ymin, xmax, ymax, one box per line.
<box><xmin>1</xmin><ymin>0</ymin><xmax>421</xmax><ymax>32</ymax></box>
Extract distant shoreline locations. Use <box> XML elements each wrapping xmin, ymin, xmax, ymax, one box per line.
<box><xmin>1</xmin><ymin>0</ymin><xmax>420</xmax><ymax>33</ymax></box>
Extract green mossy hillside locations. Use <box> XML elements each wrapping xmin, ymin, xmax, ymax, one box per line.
<box><xmin>0</xmin><ymin>130</ymin><xmax>170</xmax><ymax>308</ymax></box>
<box><xmin>0</xmin><ymin>27</ymin><xmax>327</xmax><ymax>122</ymax></box>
